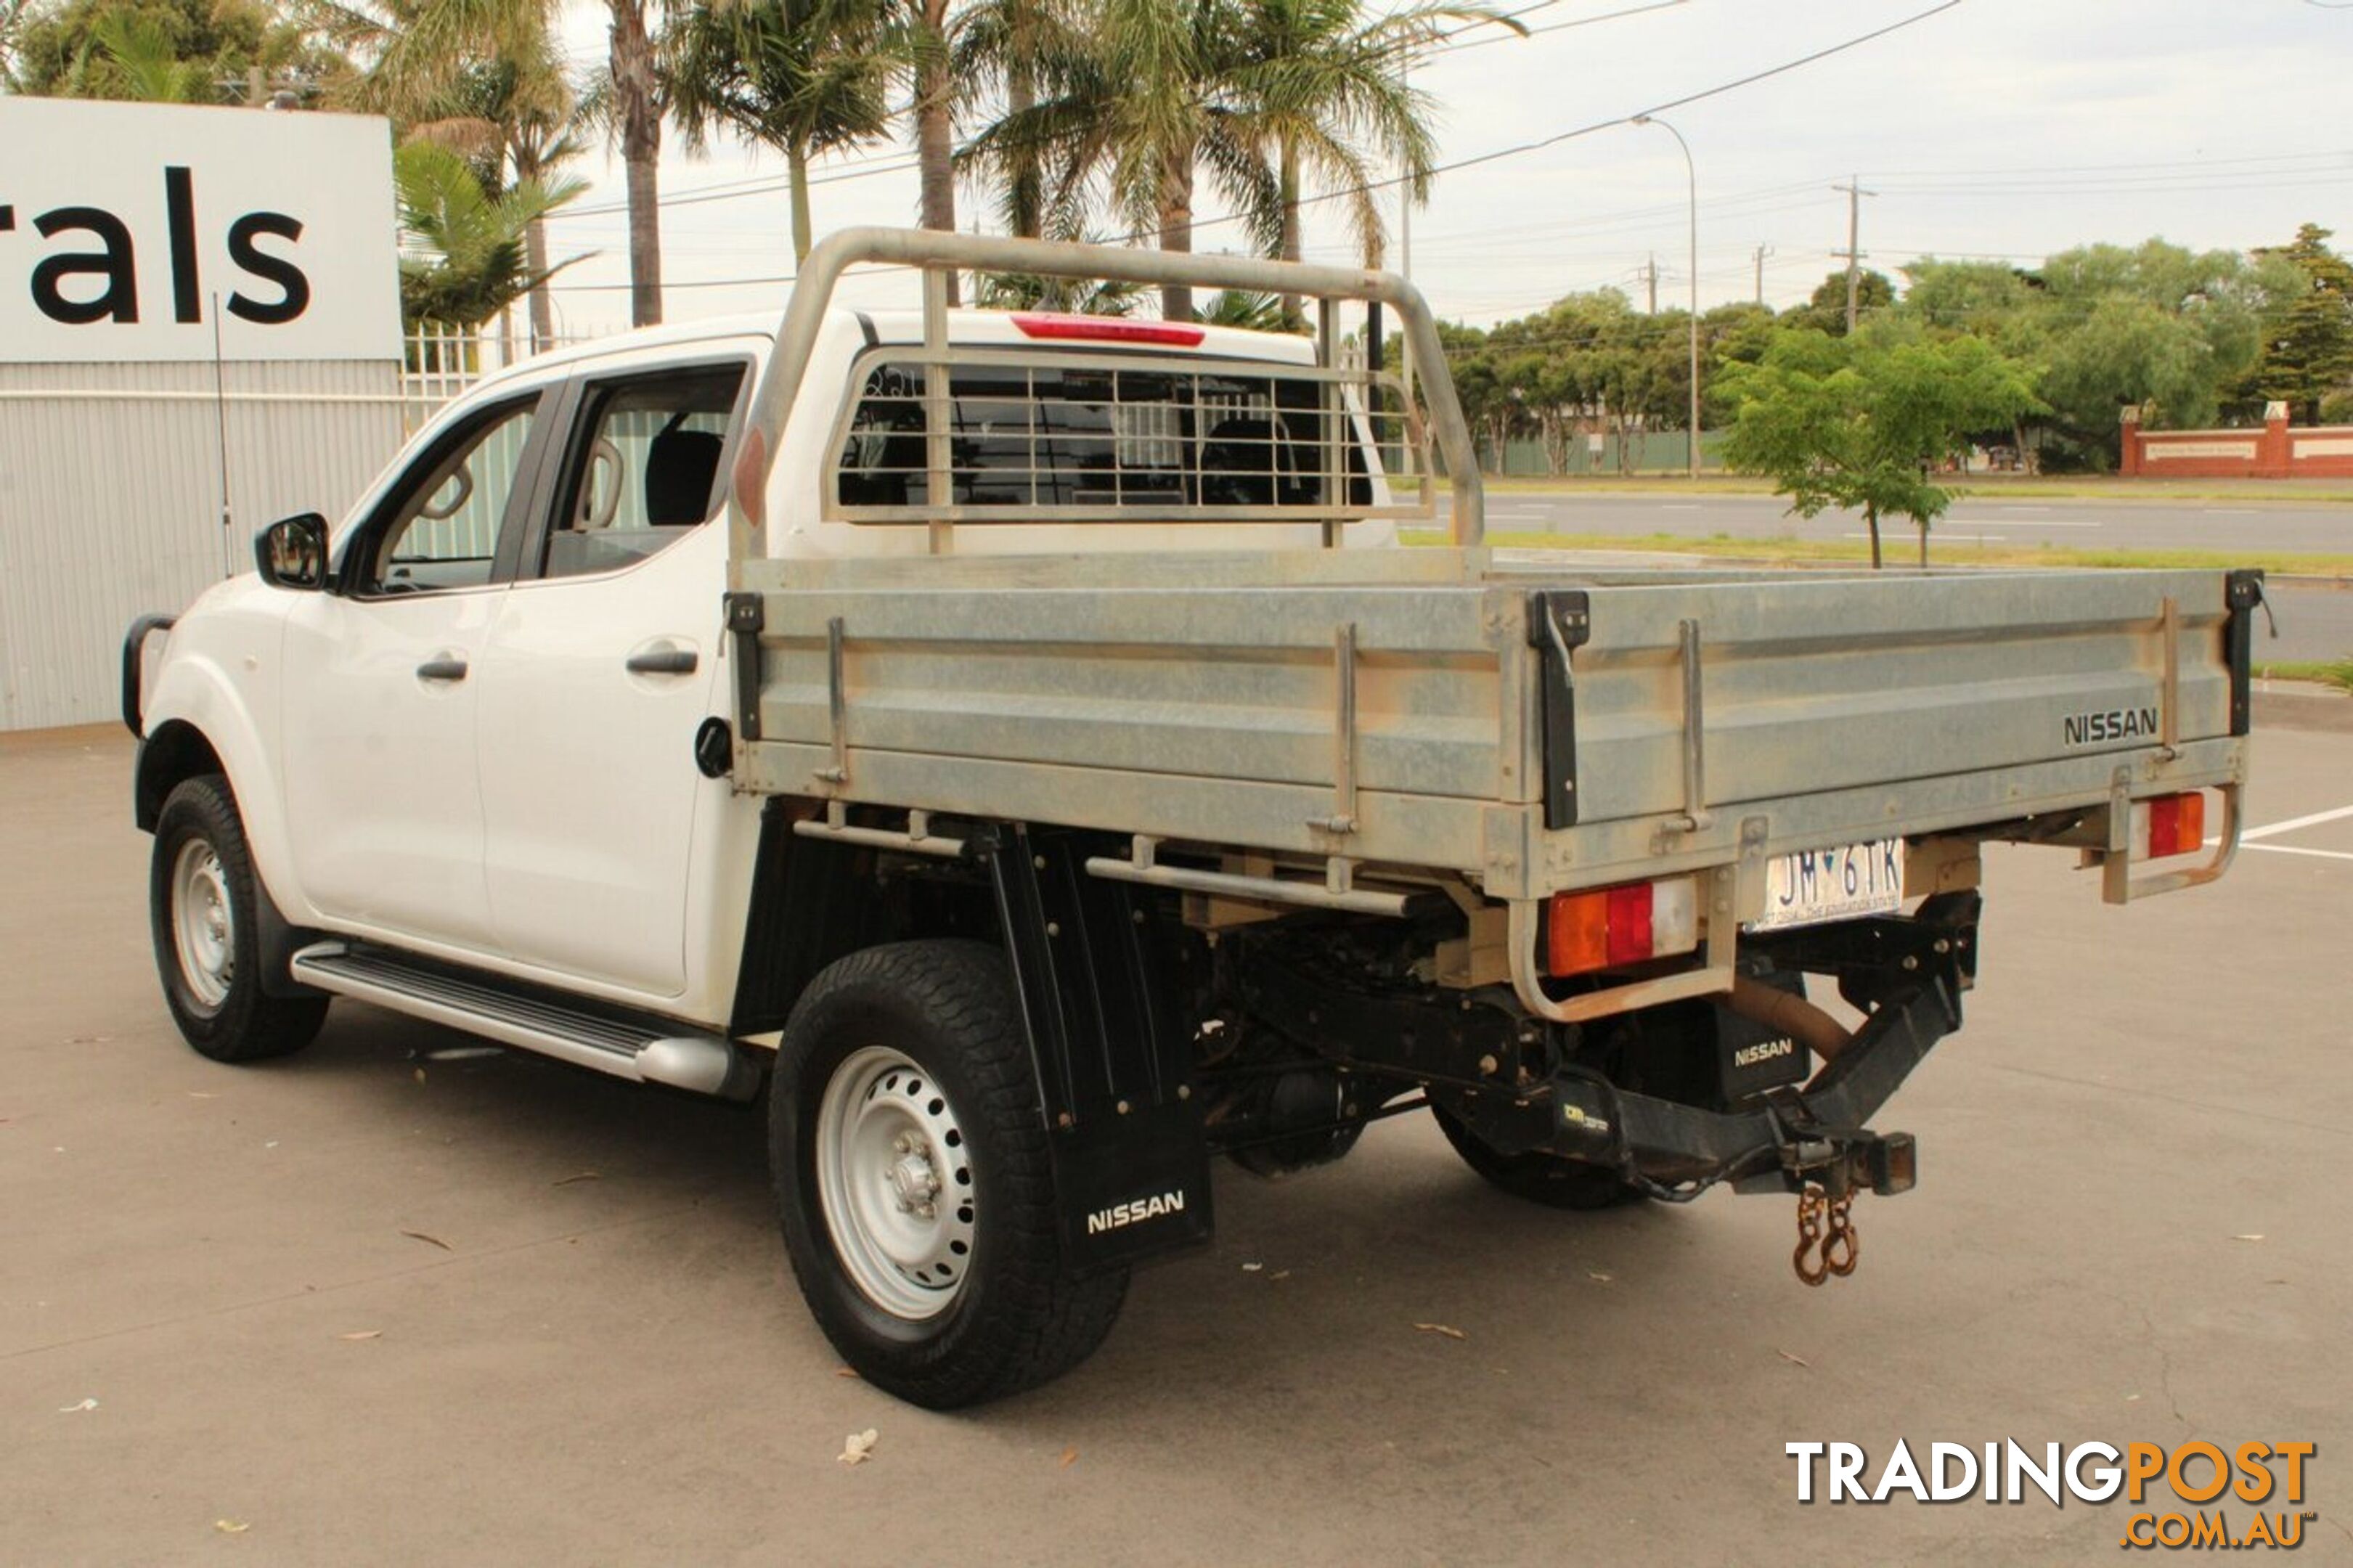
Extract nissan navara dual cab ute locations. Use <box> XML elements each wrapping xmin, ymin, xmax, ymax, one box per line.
<box><xmin>125</xmin><ymin>229</ymin><xmax>2260</xmax><ymax>1408</ymax></box>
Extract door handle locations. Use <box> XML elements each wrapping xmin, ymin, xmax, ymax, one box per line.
<box><xmin>416</xmin><ymin>656</ymin><xmax>469</xmax><ymax>682</ymax></box>
<box><xmin>624</xmin><ymin>648</ymin><xmax>698</xmax><ymax>677</ymax></box>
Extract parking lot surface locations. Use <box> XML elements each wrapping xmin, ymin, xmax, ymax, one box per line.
<box><xmin>5</xmin><ymin>714</ymin><xmax>2349</xmax><ymax>1565</ymax></box>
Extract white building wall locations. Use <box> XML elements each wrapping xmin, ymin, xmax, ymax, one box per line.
<box><xmin>0</xmin><ymin>359</ymin><xmax>406</xmax><ymax>730</ymax></box>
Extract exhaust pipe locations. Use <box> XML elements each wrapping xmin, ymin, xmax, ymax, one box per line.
<box><xmin>1726</xmin><ymin>975</ymin><xmax>1854</xmax><ymax>1064</ymax></box>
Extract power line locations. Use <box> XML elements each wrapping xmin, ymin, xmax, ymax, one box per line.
<box><xmin>552</xmin><ymin>4</ymin><xmax>1968</xmax><ymax>293</ymax></box>
<box><xmin>552</xmin><ymin>152</ymin><xmax>923</xmax><ymax>220</ymax></box>
<box><xmin>1411</xmin><ymin>0</ymin><xmax>1691</xmax><ymax>59</ymax></box>
<box><xmin>1213</xmin><ymin>0</ymin><xmax>1967</xmax><ymax>232</ymax></box>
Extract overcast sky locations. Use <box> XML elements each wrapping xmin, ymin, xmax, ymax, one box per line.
<box><xmin>537</xmin><ymin>0</ymin><xmax>2353</xmax><ymax>336</ymax></box>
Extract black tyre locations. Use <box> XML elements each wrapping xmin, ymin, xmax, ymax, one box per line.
<box><xmin>1431</xmin><ymin>1103</ymin><xmax>1647</xmax><ymax>1212</ymax></box>
<box><xmin>771</xmin><ymin>940</ymin><xmax>1127</xmax><ymax>1408</ymax></box>
<box><xmin>149</xmin><ymin>775</ymin><xmax>329</xmax><ymax>1063</ymax></box>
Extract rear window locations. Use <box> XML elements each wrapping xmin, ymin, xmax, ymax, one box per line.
<box><xmin>833</xmin><ymin>356</ymin><xmax>1374</xmax><ymax>515</ymax></box>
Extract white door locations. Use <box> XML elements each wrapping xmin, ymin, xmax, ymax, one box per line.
<box><xmin>473</xmin><ymin>361</ymin><xmax>747</xmax><ymax>997</ymax></box>
<box><xmin>281</xmin><ymin>390</ymin><xmax>552</xmax><ymax>951</ymax></box>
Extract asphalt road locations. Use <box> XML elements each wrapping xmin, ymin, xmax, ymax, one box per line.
<box><xmin>6</xmin><ymin>719</ymin><xmax>2349</xmax><ymax>1565</ymax></box>
<box><xmin>1449</xmin><ymin>492</ymin><xmax>2353</xmax><ymax>664</ymax></box>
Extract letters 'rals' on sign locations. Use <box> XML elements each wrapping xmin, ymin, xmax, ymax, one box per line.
<box><xmin>0</xmin><ymin>98</ymin><xmax>398</xmax><ymax>363</ymax></box>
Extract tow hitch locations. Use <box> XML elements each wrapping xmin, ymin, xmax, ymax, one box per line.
<box><xmin>1532</xmin><ymin>893</ymin><xmax>1980</xmax><ymax>1281</ymax></box>
<box><xmin>1765</xmin><ymin>1086</ymin><xmax>1917</xmax><ymax>1286</ymax></box>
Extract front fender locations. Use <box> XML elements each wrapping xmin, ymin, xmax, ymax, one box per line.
<box><xmin>138</xmin><ymin>588</ymin><xmax>314</xmax><ymax>927</ymax></box>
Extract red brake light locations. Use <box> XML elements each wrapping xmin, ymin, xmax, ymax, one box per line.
<box><xmin>1603</xmin><ymin>883</ymin><xmax>1653</xmax><ymax>966</ymax></box>
<box><xmin>1010</xmin><ymin>313</ymin><xmax>1206</xmax><ymax>347</ymax></box>
<box><xmin>2145</xmin><ymin>792</ymin><xmax>2206</xmax><ymax>859</ymax></box>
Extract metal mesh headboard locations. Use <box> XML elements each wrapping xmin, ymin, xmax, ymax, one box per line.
<box><xmin>725</xmin><ymin>228</ymin><xmax>1485</xmax><ymax>567</ymax></box>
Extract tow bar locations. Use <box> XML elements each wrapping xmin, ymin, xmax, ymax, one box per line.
<box><xmin>1533</xmin><ymin>893</ymin><xmax>1980</xmax><ymax>1283</ymax></box>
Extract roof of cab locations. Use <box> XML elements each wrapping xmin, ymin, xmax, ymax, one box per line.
<box><xmin>472</xmin><ymin>304</ymin><xmax>1318</xmax><ymax>391</ymax></box>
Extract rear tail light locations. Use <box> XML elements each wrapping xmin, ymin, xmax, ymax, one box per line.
<box><xmin>1546</xmin><ymin>878</ymin><xmax>1700</xmax><ymax>977</ymax></box>
<box><xmin>2132</xmin><ymin>791</ymin><xmax>2207</xmax><ymax>860</ymax></box>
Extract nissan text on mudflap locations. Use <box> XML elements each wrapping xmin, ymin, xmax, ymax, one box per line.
<box><xmin>123</xmin><ymin>230</ymin><xmax>2262</xmax><ymax>1408</ymax></box>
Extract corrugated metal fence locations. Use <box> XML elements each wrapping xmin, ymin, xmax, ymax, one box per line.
<box><xmin>0</xmin><ymin>358</ymin><xmax>408</xmax><ymax>730</ymax></box>
<box><xmin>0</xmin><ymin>327</ymin><xmax>611</xmax><ymax>730</ymax></box>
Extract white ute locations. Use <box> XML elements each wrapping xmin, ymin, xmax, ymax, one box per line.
<box><xmin>126</xmin><ymin>230</ymin><xmax>2261</xmax><ymax>1408</ymax></box>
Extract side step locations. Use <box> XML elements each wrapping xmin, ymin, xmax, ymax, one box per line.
<box><xmin>290</xmin><ymin>942</ymin><xmax>760</xmax><ymax>1101</ymax></box>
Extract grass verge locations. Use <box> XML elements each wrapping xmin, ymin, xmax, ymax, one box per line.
<box><xmin>1461</xmin><ymin>473</ymin><xmax>2353</xmax><ymax>504</ymax></box>
<box><xmin>1400</xmin><ymin>528</ymin><xmax>2353</xmax><ymax>578</ymax></box>
<box><xmin>2256</xmin><ymin>659</ymin><xmax>2353</xmax><ymax>693</ymax></box>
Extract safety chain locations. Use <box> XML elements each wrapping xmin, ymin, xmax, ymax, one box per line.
<box><xmin>1792</xmin><ymin>1183</ymin><xmax>1861</xmax><ymax>1286</ymax></box>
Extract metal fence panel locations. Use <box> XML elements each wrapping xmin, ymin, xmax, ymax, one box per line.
<box><xmin>0</xmin><ymin>358</ymin><xmax>405</xmax><ymax>730</ymax></box>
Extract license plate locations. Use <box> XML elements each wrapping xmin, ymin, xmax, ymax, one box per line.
<box><xmin>1747</xmin><ymin>837</ymin><xmax>1905</xmax><ymax>932</ymax></box>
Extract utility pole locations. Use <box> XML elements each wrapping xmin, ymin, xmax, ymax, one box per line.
<box><xmin>1642</xmin><ymin>253</ymin><xmax>1658</xmax><ymax>315</ymax></box>
<box><xmin>1753</xmin><ymin>243</ymin><xmax>1774</xmax><ymax>306</ymax></box>
<box><xmin>1832</xmin><ymin>176</ymin><xmax>1875</xmax><ymax>331</ymax></box>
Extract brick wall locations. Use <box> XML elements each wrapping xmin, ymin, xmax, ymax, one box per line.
<box><xmin>2122</xmin><ymin>401</ymin><xmax>2353</xmax><ymax>478</ymax></box>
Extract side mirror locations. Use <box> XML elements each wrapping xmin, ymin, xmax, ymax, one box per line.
<box><xmin>255</xmin><ymin>513</ymin><xmax>330</xmax><ymax>591</ymax></box>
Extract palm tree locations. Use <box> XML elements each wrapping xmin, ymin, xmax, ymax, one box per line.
<box><xmin>968</xmin><ymin>0</ymin><xmax>1277</xmax><ymax>323</ymax></box>
<box><xmin>952</xmin><ymin>0</ymin><xmax>1087</xmax><ymax>240</ymax></box>
<box><xmin>880</xmin><ymin>0</ymin><xmax>958</xmax><ymax>298</ymax></box>
<box><xmin>316</xmin><ymin>0</ymin><xmax>588</xmax><ymax>344</ymax></box>
<box><xmin>607</xmin><ymin>0</ymin><xmax>665</xmax><ymax>324</ymax></box>
<box><xmin>974</xmin><ymin>267</ymin><xmax>1141</xmax><ymax>315</ymax></box>
<box><xmin>662</xmin><ymin>0</ymin><xmax>894</xmax><ymax>261</ymax></box>
<box><xmin>1196</xmin><ymin>287</ymin><xmax>1292</xmax><ymax>330</ymax></box>
<box><xmin>1226</xmin><ymin>0</ymin><xmax>1514</xmax><ymax>314</ymax></box>
<box><xmin>395</xmin><ymin>137</ymin><xmax>585</xmax><ymax>330</ymax></box>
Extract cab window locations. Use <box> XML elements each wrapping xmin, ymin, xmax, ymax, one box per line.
<box><xmin>355</xmin><ymin>394</ymin><xmax>541</xmax><ymax>595</ymax></box>
<box><xmin>539</xmin><ymin>364</ymin><xmax>744</xmax><ymax>580</ymax></box>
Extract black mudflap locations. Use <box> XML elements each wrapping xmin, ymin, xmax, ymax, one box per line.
<box><xmin>983</xmin><ymin>825</ymin><xmax>1215</xmax><ymax>1275</ymax></box>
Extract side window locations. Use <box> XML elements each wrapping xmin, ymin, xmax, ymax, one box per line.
<box><xmin>539</xmin><ymin>364</ymin><xmax>744</xmax><ymax>581</ymax></box>
<box><xmin>357</xmin><ymin>396</ymin><xmax>539</xmax><ymax>595</ymax></box>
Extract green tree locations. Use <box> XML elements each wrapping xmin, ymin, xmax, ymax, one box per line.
<box><xmin>2037</xmin><ymin>296</ymin><xmax>2217</xmax><ymax>454</ymax></box>
<box><xmin>1</xmin><ymin>0</ymin><xmax>29</xmax><ymax>76</ymax></box>
<box><xmin>2246</xmin><ymin>224</ymin><xmax>2353</xmax><ymax>423</ymax></box>
<box><xmin>1720</xmin><ymin>324</ymin><xmax>2040</xmax><ymax>569</ymax></box>
<box><xmin>662</xmin><ymin>0</ymin><xmax>892</xmax><ymax>261</ymax></box>
<box><xmin>10</xmin><ymin>0</ymin><xmax>330</xmax><ymax>99</ymax></box>
<box><xmin>1782</xmin><ymin>267</ymin><xmax>1893</xmax><ymax>335</ymax></box>
<box><xmin>83</xmin><ymin>9</ymin><xmax>211</xmax><ymax>97</ymax></box>
<box><xmin>395</xmin><ymin>136</ymin><xmax>584</xmax><ymax>329</ymax></box>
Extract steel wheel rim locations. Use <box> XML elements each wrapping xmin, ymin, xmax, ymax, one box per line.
<box><xmin>171</xmin><ymin>837</ymin><xmax>235</xmax><ymax>1011</ymax></box>
<box><xmin>814</xmin><ymin>1045</ymin><xmax>977</xmax><ymax>1321</ymax></box>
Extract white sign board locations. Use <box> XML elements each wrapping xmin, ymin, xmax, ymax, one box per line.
<box><xmin>0</xmin><ymin>98</ymin><xmax>399</xmax><ymax>362</ymax></box>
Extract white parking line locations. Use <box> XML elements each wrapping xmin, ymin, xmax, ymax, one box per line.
<box><xmin>2245</xmin><ymin>843</ymin><xmax>2353</xmax><ymax>864</ymax></box>
<box><xmin>1962</xmin><ymin>518</ymin><xmax>2103</xmax><ymax>528</ymax></box>
<box><xmin>2243</xmin><ymin>804</ymin><xmax>2353</xmax><ymax>843</ymax></box>
<box><xmin>1846</xmin><ymin>533</ymin><xmax>2004</xmax><ymax>542</ymax></box>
